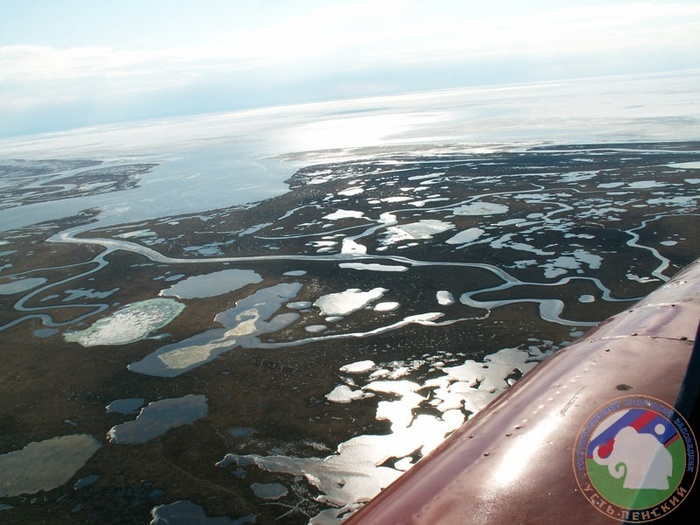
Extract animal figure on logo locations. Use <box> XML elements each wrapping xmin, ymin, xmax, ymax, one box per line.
<box><xmin>592</xmin><ymin>425</ymin><xmax>673</xmax><ymax>490</ymax></box>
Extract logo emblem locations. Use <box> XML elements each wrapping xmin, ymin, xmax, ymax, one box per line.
<box><xmin>573</xmin><ymin>395</ymin><xmax>697</xmax><ymax>522</ymax></box>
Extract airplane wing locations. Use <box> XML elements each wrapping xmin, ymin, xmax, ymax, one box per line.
<box><xmin>344</xmin><ymin>258</ymin><xmax>700</xmax><ymax>524</ymax></box>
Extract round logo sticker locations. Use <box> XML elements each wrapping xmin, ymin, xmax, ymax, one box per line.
<box><xmin>573</xmin><ymin>395</ymin><xmax>697</xmax><ymax>522</ymax></box>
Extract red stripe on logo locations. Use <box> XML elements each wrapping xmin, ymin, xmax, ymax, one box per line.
<box><xmin>630</xmin><ymin>409</ymin><xmax>656</xmax><ymax>431</ymax></box>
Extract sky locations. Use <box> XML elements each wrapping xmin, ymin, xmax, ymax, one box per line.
<box><xmin>1</xmin><ymin>0</ymin><xmax>699</xmax><ymax>138</ymax></box>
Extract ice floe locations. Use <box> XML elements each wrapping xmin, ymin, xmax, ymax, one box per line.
<box><xmin>33</xmin><ymin>327</ymin><xmax>58</xmax><ymax>338</ymax></box>
<box><xmin>451</xmin><ymin>202</ymin><xmax>508</xmax><ymax>216</ymax></box>
<box><xmin>409</xmin><ymin>197</ymin><xmax>450</xmax><ymax>207</ymax></box>
<box><xmin>73</xmin><ymin>474</ymin><xmax>100</xmax><ymax>490</ymax></box>
<box><xmin>251</xmin><ymin>482</ymin><xmax>288</xmax><ymax>500</ymax></box>
<box><xmin>436</xmin><ymin>290</ymin><xmax>455</xmax><ymax>305</ymax></box>
<box><xmin>305</xmin><ymin>324</ymin><xmax>328</xmax><ymax>333</ymax></box>
<box><xmin>0</xmin><ymin>434</ymin><xmax>101</xmax><ymax>496</ymax></box>
<box><xmin>341</xmin><ymin>238</ymin><xmax>368</xmax><ymax>255</ymax></box>
<box><xmin>150</xmin><ymin>500</ymin><xmax>255</xmax><ymax>525</ymax></box>
<box><xmin>160</xmin><ymin>269</ymin><xmax>262</xmax><ymax>299</ymax></box>
<box><xmin>116</xmin><ymin>229</ymin><xmax>156</xmax><ymax>239</ymax></box>
<box><xmin>287</xmin><ymin>301</ymin><xmax>312</xmax><ymax>310</ymax></box>
<box><xmin>381</xmin><ymin>220</ymin><xmax>454</xmax><ymax>245</ymax></box>
<box><xmin>666</xmin><ymin>161</ymin><xmax>700</xmax><ymax>169</ymax></box>
<box><xmin>64</xmin><ymin>298</ymin><xmax>185</xmax><ymax>347</ymax></box>
<box><xmin>325</xmin><ymin>385</ymin><xmax>368</xmax><ymax>403</ymax></box>
<box><xmin>647</xmin><ymin>196</ymin><xmax>696</xmax><ymax>210</ymax></box>
<box><xmin>445</xmin><ymin>227</ymin><xmax>485</xmax><ymax>246</ymax></box>
<box><xmin>217</xmin><ymin>412</ymin><xmax>462</xmax><ymax>521</ymax></box>
<box><xmin>220</xmin><ymin>344</ymin><xmax>551</xmax><ymax>523</ymax></box>
<box><xmin>366</xmin><ymin>380</ymin><xmax>425</xmax><ymax>431</ymax></box>
<box><xmin>338</xmin><ymin>187</ymin><xmax>365</xmax><ymax>196</ymax></box>
<box><xmin>340</xmin><ymin>360</ymin><xmax>376</xmax><ymax>374</ymax></box>
<box><xmin>106</xmin><ymin>398</ymin><xmax>145</xmax><ymax>414</ymax></box>
<box><xmin>314</xmin><ymin>288</ymin><xmax>387</xmax><ymax>316</ymax></box>
<box><xmin>378</xmin><ymin>212</ymin><xmax>397</xmax><ymax>224</ymax></box>
<box><xmin>627</xmin><ymin>273</ymin><xmax>658</xmax><ymax>283</ymax></box>
<box><xmin>629</xmin><ymin>180</ymin><xmax>664</xmax><ymax>189</ymax></box>
<box><xmin>542</xmin><ymin>249</ymin><xmax>603</xmax><ymax>279</ymax></box>
<box><xmin>310</xmin><ymin>240</ymin><xmax>337</xmax><ymax>252</ymax></box>
<box><xmin>324</xmin><ymin>210</ymin><xmax>365</xmax><ymax>220</ymax></box>
<box><xmin>381</xmin><ymin>196</ymin><xmax>413</xmax><ymax>203</ymax></box>
<box><xmin>432</xmin><ymin>347</ymin><xmax>543</xmax><ymax>414</ymax></box>
<box><xmin>490</xmin><ymin>234</ymin><xmax>554</xmax><ymax>256</ymax></box>
<box><xmin>62</xmin><ymin>287</ymin><xmax>118</xmax><ymax>302</ymax></box>
<box><xmin>108</xmin><ymin>394</ymin><xmax>208</xmax><ymax>444</ymax></box>
<box><xmin>339</xmin><ymin>262</ymin><xmax>408</xmax><ymax>272</ymax></box>
<box><xmin>559</xmin><ymin>170</ymin><xmax>598</xmax><ymax>183</ymax></box>
<box><xmin>283</xmin><ymin>270</ymin><xmax>307</xmax><ymax>276</ymax></box>
<box><xmin>129</xmin><ymin>283</ymin><xmax>302</xmax><ymax>376</ymax></box>
<box><xmin>374</xmin><ymin>301</ymin><xmax>400</xmax><ymax>312</ymax></box>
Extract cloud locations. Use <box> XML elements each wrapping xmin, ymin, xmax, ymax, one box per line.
<box><xmin>363</xmin><ymin>2</ymin><xmax>700</xmax><ymax>64</ymax></box>
<box><xmin>2</xmin><ymin>2</ymin><xmax>698</xmax><ymax>86</ymax></box>
<box><xmin>1</xmin><ymin>1</ymin><xmax>699</xmax><ymax>136</ymax></box>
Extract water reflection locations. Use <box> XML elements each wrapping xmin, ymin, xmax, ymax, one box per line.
<box><xmin>159</xmin><ymin>269</ymin><xmax>263</xmax><ymax>299</ymax></box>
<box><xmin>129</xmin><ymin>283</ymin><xmax>303</xmax><ymax>376</ymax></box>
<box><xmin>0</xmin><ymin>435</ymin><xmax>101</xmax><ymax>497</ymax></box>
<box><xmin>64</xmin><ymin>298</ymin><xmax>185</xmax><ymax>347</ymax></box>
<box><xmin>0</xmin><ymin>102</ymin><xmax>699</xmax><ymax>522</ymax></box>
<box><xmin>108</xmin><ymin>394</ymin><xmax>208</xmax><ymax>445</ymax></box>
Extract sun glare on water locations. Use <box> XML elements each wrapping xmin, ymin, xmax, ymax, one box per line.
<box><xmin>281</xmin><ymin>112</ymin><xmax>433</xmax><ymax>151</ymax></box>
